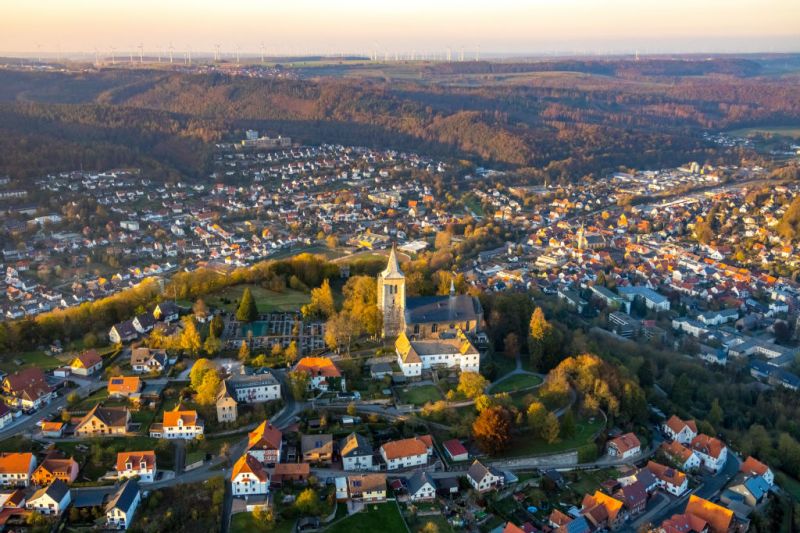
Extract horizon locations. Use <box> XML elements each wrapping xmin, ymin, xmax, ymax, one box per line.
<box><xmin>2</xmin><ymin>0</ymin><xmax>799</xmax><ymax>57</ymax></box>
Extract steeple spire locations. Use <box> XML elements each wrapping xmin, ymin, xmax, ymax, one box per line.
<box><xmin>449</xmin><ymin>278</ymin><xmax>456</xmax><ymax>297</ymax></box>
<box><xmin>381</xmin><ymin>244</ymin><xmax>404</xmax><ymax>279</ymax></box>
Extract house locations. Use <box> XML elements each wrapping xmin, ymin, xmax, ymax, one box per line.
<box><xmin>271</xmin><ymin>463</ymin><xmax>310</xmax><ymax>486</ymax></box>
<box><xmin>116</xmin><ymin>451</ymin><xmax>157</xmax><ymax>483</ymax></box>
<box><xmin>26</xmin><ymin>479</ymin><xmax>71</xmax><ymax>516</ymax></box>
<box><xmin>216</xmin><ymin>386</ymin><xmax>238</xmax><ymax>423</ymax></box>
<box><xmin>370</xmin><ymin>362</ymin><xmax>393</xmax><ymax>379</ymax></box>
<box><xmin>442</xmin><ymin>439</ymin><xmax>469</xmax><ymax>462</ymax></box>
<box><xmin>0</xmin><ymin>489</ymin><xmax>27</xmax><ymax>509</ymax></box>
<box><xmin>40</xmin><ymin>421</ymin><xmax>64</xmax><ymax>438</ymax></box>
<box><xmin>659</xmin><ymin>512</ymin><xmax>712</xmax><ymax>533</ymax></box>
<box><xmin>231</xmin><ymin>454</ymin><xmax>270</xmax><ymax>497</ymax></box>
<box><xmin>130</xmin><ymin>348</ymin><xmax>167</xmax><ymax>374</ymax></box>
<box><xmin>663</xmin><ymin>415</ymin><xmax>698</xmax><ymax>445</ymax></box>
<box><xmin>340</xmin><ymin>432</ymin><xmax>374</xmax><ymax>471</ymax></box>
<box><xmin>725</xmin><ymin>476</ymin><xmax>770</xmax><ymax>507</ymax></box>
<box><xmin>246</xmin><ymin>421</ymin><xmax>282</xmax><ymax>465</ymax></box>
<box><xmin>153</xmin><ymin>302</ymin><xmax>180</xmax><ymax>322</ymax></box>
<box><xmin>647</xmin><ymin>461</ymin><xmax>688</xmax><ymax>496</ymax></box>
<box><xmin>347</xmin><ymin>473</ymin><xmax>386</xmax><ymax>502</ymax></box>
<box><xmin>581</xmin><ymin>490</ymin><xmax>626</xmax><ymax>530</ymax></box>
<box><xmin>107</xmin><ymin>376</ymin><xmax>142</xmax><ymax>398</ymax></box>
<box><xmin>606</xmin><ymin>433</ymin><xmax>641</xmax><ymax>459</ymax></box>
<box><xmin>690</xmin><ymin>434</ymin><xmax>728</xmax><ymax>473</ymax></box>
<box><xmin>74</xmin><ymin>405</ymin><xmax>130</xmax><ymax>437</ymax></box>
<box><xmin>222</xmin><ymin>372</ymin><xmax>281</xmax><ymax>403</ymax></box>
<box><xmin>109</xmin><ymin>320</ymin><xmax>138</xmax><ymax>344</ymax></box>
<box><xmin>0</xmin><ymin>453</ymin><xmax>36</xmax><ymax>487</ymax></box>
<box><xmin>660</xmin><ymin>440</ymin><xmax>701</xmax><ymax>471</ymax></box>
<box><xmin>395</xmin><ymin>331</ymin><xmax>480</xmax><ymax>377</ymax></box>
<box><xmin>697</xmin><ymin>308</ymin><xmax>739</xmax><ymax>326</ymax></box>
<box><xmin>69</xmin><ymin>349</ymin><xmax>103</xmax><ymax>376</ymax></box>
<box><xmin>301</xmin><ymin>434</ymin><xmax>333</xmax><ymax>463</ymax></box>
<box><xmin>467</xmin><ymin>460</ymin><xmax>505</xmax><ymax>493</ymax></box>
<box><xmin>618</xmin><ymin>286</ymin><xmax>671</xmax><ymax>311</ymax></box>
<box><xmin>150</xmin><ymin>406</ymin><xmax>203</xmax><ymax>439</ymax></box>
<box><xmin>132</xmin><ymin>313</ymin><xmax>156</xmax><ymax>334</ymax></box>
<box><xmin>740</xmin><ymin>456</ymin><xmax>774</xmax><ymax>486</ymax></box>
<box><xmin>0</xmin><ymin>404</ymin><xmax>12</xmax><ymax>430</ymax></box>
<box><xmin>293</xmin><ymin>357</ymin><xmax>345</xmax><ymax>392</ymax></box>
<box><xmin>106</xmin><ymin>479</ymin><xmax>141</xmax><ymax>530</ymax></box>
<box><xmin>683</xmin><ymin>494</ymin><xmax>734</xmax><ymax>533</ymax></box>
<box><xmin>1</xmin><ymin>367</ymin><xmax>54</xmax><ymax>410</ymax></box>
<box><xmin>614</xmin><ymin>480</ymin><xmax>647</xmax><ymax>515</ymax></box>
<box><xmin>379</xmin><ymin>437</ymin><xmax>428</xmax><ymax>470</ymax></box>
<box><xmin>406</xmin><ymin>470</ymin><xmax>436</xmax><ymax>501</ymax></box>
<box><xmin>31</xmin><ymin>452</ymin><xmax>79</xmax><ymax>486</ymax></box>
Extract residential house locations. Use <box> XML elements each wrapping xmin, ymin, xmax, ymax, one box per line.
<box><xmin>301</xmin><ymin>434</ymin><xmax>333</xmax><ymax>463</ymax></box>
<box><xmin>26</xmin><ymin>479</ymin><xmax>71</xmax><ymax>516</ymax></box>
<box><xmin>690</xmin><ymin>434</ymin><xmax>728</xmax><ymax>473</ymax></box>
<box><xmin>130</xmin><ymin>348</ymin><xmax>167</xmax><ymax>374</ymax></box>
<box><xmin>395</xmin><ymin>332</ymin><xmax>480</xmax><ymax>377</ymax></box>
<box><xmin>614</xmin><ymin>480</ymin><xmax>647</xmax><ymax>515</ymax></box>
<box><xmin>467</xmin><ymin>460</ymin><xmax>505</xmax><ymax>493</ymax></box>
<box><xmin>271</xmin><ymin>463</ymin><xmax>310</xmax><ymax>486</ymax></box>
<box><xmin>0</xmin><ymin>453</ymin><xmax>36</xmax><ymax>487</ymax></box>
<box><xmin>246</xmin><ymin>421</ymin><xmax>282</xmax><ymax>465</ymax></box>
<box><xmin>116</xmin><ymin>451</ymin><xmax>157</xmax><ymax>483</ymax></box>
<box><xmin>618</xmin><ymin>286</ymin><xmax>671</xmax><ymax>311</ymax></box>
<box><xmin>132</xmin><ymin>313</ymin><xmax>156</xmax><ymax>334</ymax></box>
<box><xmin>347</xmin><ymin>473</ymin><xmax>386</xmax><ymax>502</ymax></box>
<box><xmin>293</xmin><ymin>357</ymin><xmax>345</xmax><ymax>392</ymax></box>
<box><xmin>581</xmin><ymin>490</ymin><xmax>626</xmax><ymax>530</ymax></box>
<box><xmin>215</xmin><ymin>386</ymin><xmax>238</xmax><ymax>423</ymax></box>
<box><xmin>379</xmin><ymin>437</ymin><xmax>428</xmax><ymax>470</ymax></box>
<box><xmin>406</xmin><ymin>470</ymin><xmax>436</xmax><ymax>502</ymax></box>
<box><xmin>153</xmin><ymin>302</ymin><xmax>180</xmax><ymax>322</ymax></box>
<box><xmin>105</xmin><ymin>479</ymin><xmax>141</xmax><ymax>530</ymax></box>
<box><xmin>663</xmin><ymin>415</ymin><xmax>698</xmax><ymax>445</ymax></box>
<box><xmin>607</xmin><ymin>433</ymin><xmax>641</xmax><ymax>459</ymax></box>
<box><xmin>0</xmin><ymin>404</ymin><xmax>12</xmax><ymax>430</ymax></box>
<box><xmin>740</xmin><ymin>456</ymin><xmax>774</xmax><ymax>486</ymax></box>
<box><xmin>231</xmin><ymin>454</ymin><xmax>270</xmax><ymax>497</ymax></box>
<box><xmin>647</xmin><ymin>461</ymin><xmax>688</xmax><ymax>496</ymax></box>
<box><xmin>109</xmin><ymin>321</ymin><xmax>138</xmax><ymax>344</ymax></box>
<box><xmin>69</xmin><ymin>350</ymin><xmax>103</xmax><ymax>376</ymax></box>
<box><xmin>442</xmin><ymin>439</ymin><xmax>469</xmax><ymax>462</ymax></box>
<box><xmin>724</xmin><ymin>476</ymin><xmax>770</xmax><ymax>508</ymax></box>
<box><xmin>74</xmin><ymin>405</ymin><xmax>130</xmax><ymax>437</ymax></box>
<box><xmin>1</xmin><ymin>367</ymin><xmax>54</xmax><ymax>410</ymax></box>
<box><xmin>150</xmin><ymin>406</ymin><xmax>203</xmax><ymax>439</ymax></box>
<box><xmin>683</xmin><ymin>494</ymin><xmax>734</xmax><ymax>533</ymax></box>
<box><xmin>222</xmin><ymin>372</ymin><xmax>281</xmax><ymax>403</ymax></box>
<box><xmin>660</xmin><ymin>440</ymin><xmax>701</xmax><ymax>471</ymax></box>
<box><xmin>31</xmin><ymin>452</ymin><xmax>79</xmax><ymax>486</ymax></box>
<box><xmin>107</xmin><ymin>376</ymin><xmax>142</xmax><ymax>398</ymax></box>
<box><xmin>340</xmin><ymin>432</ymin><xmax>374</xmax><ymax>471</ymax></box>
<box><xmin>40</xmin><ymin>421</ymin><xmax>64</xmax><ymax>438</ymax></box>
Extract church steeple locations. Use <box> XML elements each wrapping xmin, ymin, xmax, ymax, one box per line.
<box><xmin>381</xmin><ymin>244</ymin><xmax>404</xmax><ymax>280</ymax></box>
<box><xmin>377</xmin><ymin>244</ymin><xmax>406</xmax><ymax>338</ymax></box>
<box><xmin>449</xmin><ymin>278</ymin><xmax>456</xmax><ymax>297</ymax></box>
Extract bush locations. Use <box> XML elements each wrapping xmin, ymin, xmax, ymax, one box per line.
<box><xmin>577</xmin><ymin>443</ymin><xmax>599</xmax><ymax>463</ymax></box>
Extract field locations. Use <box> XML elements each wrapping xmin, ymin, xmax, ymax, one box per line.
<box><xmin>230</xmin><ymin>512</ymin><xmax>294</xmax><ymax>533</ymax></box>
<box><xmin>489</xmin><ymin>373</ymin><xmax>543</xmax><ymax>394</ymax></box>
<box><xmin>0</xmin><ymin>350</ymin><xmax>65</xmax><ymax>373</ymax></box>
<box><xmin>326</xmin><ymin>502</ymin><xmax>407</xmax><ymax>533</ymax></box>
<box><xmin>499</xmin><ymin>415</ymin><xmax>604</xmax><ymax>458</ymax></box>
<box><xmin>200</xmin><ymin>284</ymin><xmax>311</xmax><ymax>313</ymax></box>
<box><xmin>396</xmin><ymin>384</ymin><xmax>443</xmax><ymax>405</ymax></box>
<box><xmin>727</xmin><ymin>125</ymin><xmax>800</xmax><ymax>139</ymax></box>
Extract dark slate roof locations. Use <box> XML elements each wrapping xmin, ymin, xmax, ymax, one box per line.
<box><xmin>406</xmin><ymin>470</ymin><xmax>435</xmax><ymax>496</ymax></box>
<box><xmin>34</xmin><ymin>479</ymin><xmax>69</xmax><ymax>503</ymax></box>
<box><xmin>339</xmin><ymin>432</ymin><xmax>373</xmax><ymax>458</ymax></box>
<box><xmin>405</xmin><ymin>294</ymin><xmax>482</xmax><ymax>325</ymax></box>
<box><xmin>106</xmin><ymin>479</ymin><xmax>140</xmax><ymax>513</ymax></box>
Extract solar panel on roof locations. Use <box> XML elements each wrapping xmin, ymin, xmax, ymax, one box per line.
<box><xmin>111</xmin><ymin>378</ymin><xmax>123</xmax><ymax>384</ymax></box>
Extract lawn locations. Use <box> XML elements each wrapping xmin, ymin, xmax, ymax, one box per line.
<box><xmin>0</xmin><ymin>435</ymin><xmax>36</xmax><ymax>453</ymax></box>
<box><xmin>569</xmin><ymin>468</ymin><xmax>621</xmax><ymax>496</ymax></box>
<box><xmin>0</xmin><ymin>350</ymin><xmax>65</xmax><ymax>373</ymax></box>
<box><xmin>204</xmin><ymin>284</ymin><xmax>310</xmax><ymax>313</ymax></box>
<box><xmin>230</xmin><ymin>512</ymin><xmax>295</xmax><ymax>533</ymax></box>
<box><xmin>499</xmin><ymin>415</ymin><xmax>605</xmax><ymax>458</ymax></box>
<box><xmin>326</xmin><ymin>502</ymin><xmax>407</xmax><ymax>533</ymax></box>
<box><xmin>412</xmin><ymin>515</ymin><xmax>454</xmax><ymax>533</ymax></box>
<box><xmin>489</xmin><ymin>373</ymin><xmax>543</xmax><ymax>394</ymax></box>
<box><xmin>396</xmin><ymin>384</ymin><xmax>443</xmax><ymax>406</ymax></box>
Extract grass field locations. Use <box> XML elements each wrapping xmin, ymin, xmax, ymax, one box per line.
<box><xmin>499</xmin><ymin>415</ymin><xmax>604</xmax><ymax>458</ymax></box>
<box><xmin>231</xmin><ymin>511</ymin><xmax>294</xmax><ymax>533</ymax></box>
<box><xmin>413</xmin><ymin>515</ymin><xmax>455</xmax><ymax>533</ymax></box>
<box><xmin>490</xmin><ymin>373</ymin><xmax>543</xmax><ymax>394</ymax></box>
<box><xmin>0</xmin><ymin>350</ymin><xmax>65</xmax><ymax>374</ymax></box>
<box><xmin>728</xmin><ymin>126</ymin><xmax>800</xmax><ymax>139</ymax></box>
<box><xmin>326</xmin><ymin>502</ymin><xmax>407</xmax><ymax>533</ymax></box>
<box><xmin>396</xmin><ymin>384</ymin><xmax>443</xmax><ymax>405</ymax></box>
<box><xmin>203</xmin><ymin>284</ymin><xmax>311</xmax><ymax>313</ymax></box>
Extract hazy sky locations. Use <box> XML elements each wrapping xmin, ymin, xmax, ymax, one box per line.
<box><xmin>2</xmin><ymin>0</ymin><xmax>799</xmax><ymax>56</ymax></box>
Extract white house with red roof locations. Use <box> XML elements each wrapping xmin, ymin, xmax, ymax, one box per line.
<box><xmin>740</xmin><ymin>456</ymin><xmax>774</xmax><ymax>486</ymax></box>
<box><xmin>606</xmin><ymin>433</ymin><xmax>641</xmax><ymax>459</ymax></box>
<box><xmin>662</xmin><ymin>415</ymin><xmax>698</xmax><ymax>445</ymax></box>
<box><xmin>231</xmin><ymin>454</ymin><xmax>269</xmax><ymax>496</ymax></box>
<box><xmin>293</xmin><ymin>357</ymin><xmax>345</xmax><ymax>392</ymax></box>
<box><xmin>442</xmin><ymin>439</ymin><xmax>469</xmax><ymax>462</ymax></box>
<box><xmin>690</xmin><ymin>434</ymin><xmax>727</xmax><ymax>473</ymax></box>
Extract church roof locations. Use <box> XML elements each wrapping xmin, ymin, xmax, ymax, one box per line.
<box><xmin>405</xmin><ymin>294</ymin><xmax>482</xmax><ymax>325</ymax></box>
<box><xmin>381</xmin><ymin>245</ymin><xmax>405</xmax><ymax>280</ymax></box>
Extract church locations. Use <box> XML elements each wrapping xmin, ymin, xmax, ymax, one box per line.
<box><xmin>377</xmin><ymin>246</ymin><xmax>484</xmax><ymax>340</ymax></box>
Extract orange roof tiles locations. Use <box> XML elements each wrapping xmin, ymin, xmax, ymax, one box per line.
<box><xmin>116</xmin><ymin>451</ymin><xmax>156</xmax><ymax>472</ymax></box>
<box><xmin>647</xmin><ymin>461</ymin><xmax>686</xmax><ymax>487</ymax></box>
<box><xmin>247</xmin><ymin>421</ymin><xmax>282</xmax><ymax>451</ymax></box>
<box><xmin>690</xmin><ymin>434</ymin><xmax>726</xmax><ymax>459</ymax></box>
<box><xmin>294</xmin><ymin>357</ymin><xmax>341</xmax><ymax>378</ymax></box>
<box><xmin>684</xmin><ymin>495</ymin><xmax>733</xmax><ymax>533</ymax></box>
<box><xmin>0</xmin><ymin>453</ymin><xmax>33</xmax><ymax>475</ymax></box>
<box><xmin>107</xmin><ymin>376</ymin><xmax>141</xmax><ymax>394</ymax></box>
<box><xmin>380</xmin><ymin>437</ymin><xmax>428</xmax><ymax>460</ymax></box>
<box><xmin>740</xmin><ymin>456</ymin><xmax>769</xmax><ymax>477</ymax></box>
<box><xmin>665</xmin><ymin>415</ymin><xmax>697</xmax><ymax>435</ymax></box>
<box><xmin>163</xmin><ymin>409</ymin><xmax>198</xmax><ymax>427</ymax></box>
<box><xmin>232</xmin><ymin>454</ymin><xmax>268</xmax><ymax>482</ymax></box>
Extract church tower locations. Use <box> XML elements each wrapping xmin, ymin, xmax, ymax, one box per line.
<box><xmin>377</xmin><ymin>245</ymin><xmax>406</xmax><ymax>338</ymax></box>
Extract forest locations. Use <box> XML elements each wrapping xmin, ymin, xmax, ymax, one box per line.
<box><xmin>0</xmin><ymin>55</ymin><xmax>798</xmax><ymax>180</ymax></box>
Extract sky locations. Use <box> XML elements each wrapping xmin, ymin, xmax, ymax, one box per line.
<box><xmin>1</xmin><ymin>0</ymin><xmax>799</xmax><ymax>57</ymax></box>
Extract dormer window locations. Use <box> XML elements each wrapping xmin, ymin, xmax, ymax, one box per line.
<box><xmin>140</xmin><ymin>461</ymin><xmax>147</xmax><ymax>469</ymax></box>
<box><xmin>125</xmin><ymin>462</ymin><xmax>132</xmax><ymax>470</ymax></box>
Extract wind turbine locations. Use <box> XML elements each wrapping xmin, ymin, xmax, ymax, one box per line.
<box><xmin>214</xmin><ymin>43</ymin><xmax>221</xmax><ymax>62</ymax></box>
<box><xmin>260</xmin><ymin>42</ymin><xmax>265</xmax><ymax>63</ymax></box>
<box><xmin>168</xmin><ymin>44</ymin><xmax>174</xmax><ymax>64</ymax></box>
<box><xmin>138</xmin><ymin>43</ymin><xmax>143</xmax><ymax>64</ymax></box>
<box><xmin>94</xmin><ymin>47</ymin><xmax>99</xmax><ymax>67</ymax></box>
<box><xmin>111</xmin><ymin>46</ymin><xmax>116</xmax><ymax>65</ymax></box>
<box><xmin>446</xmin><ymin>47</ymin><xmax>451</xmax><ymax>62</ymax></box>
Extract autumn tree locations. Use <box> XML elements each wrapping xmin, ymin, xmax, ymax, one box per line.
<box><xmin>209</xmin><ymin>314</ymin><xmax>225</xmax><ymax>338</ymax></box>
<box><xmin>294</xmin><ymin>488</ymin><xmax>321</xmax><ymax>515</ymax></box>
<box><xmin>457</xmin><ymin>371</ymin><xmax>489</xmax><ymax>399</ymax></box>
<box><xmin>179</xmin><ymin>316</ymin><xmax>202</xmax><ymax>356</ymax></box>
<box><xmin>192</xmin><ymin>298</ymin><xmax>209</xmax><ymax>321</ymax></box>
<box><xmin>252</xmin><ymin>506</ymin><xmax>275</xmax><ymax>531</ymax></box>
<box><xmin>196</xmin><ymin>371</ymin><xmax>221</xmax><ymax>406</ymax></box>
<box><xmin>284</xmin><ymin>341</ymin><xmax>299</xmax><ymax>364</ymax></box>
<box><xmin>203</xmin><ymin>334</ymin><xmax>222</xmax><ymax>357</ymax></box>
<box><xmin>324</xmin><ymin>311</ymin><xmax>356</xmax><ymax>355</ymax></box>
<box><xmin>504</xmin><ymin>332</ymin><xmax>520</xmax><ymax>359</ymax></box>
<box><xmin>529</xmin><ymin>307</ymin><xmax>560</xmax><ymax>371</ymax></box>
<box><xmin>472</xmin><ymin>406</ymin><xmax>512</xmax><ymax>454</ymax></box>
<box><xmin>341</xmin><ymin>276</ymin><xmax>382</xmax><ymax>338</ymax></box>
<box><xmin>302</xmin><ymin>279</ymin><xmax>335</xmax><ymax>319</ymax></box>
<box><xmin>542</xmin><ymin>411</ymin><xmax>560</xmax><ymax>444</ymax></box>
<box><xmin>190</xmin><ymin>358</ymin><xmax>216</xmax><ymax>390</ymax></box>
<box><xmin>236</xmin><ymin>287</ymin><xmax>259</xmax><ymax>322</ymax></box>
<box><xmin>526</xmin><ymin>401</ymin><xmax>547</xmax><ymax>434</ymax></box>
<box><xmin>287</xmin><ymin>370</ymin><xmax>310</xmax><ymax>400</ymax></box>
<box><xmin>238</xmin><ymin>340</ymin><xmax>251</xmax><ymax>362</ymax></box>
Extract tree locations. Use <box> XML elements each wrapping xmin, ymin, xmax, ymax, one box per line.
<box><xmin>472</xmin><ymin>406</ymin><xmax>512</xmax><ymax>455</ymax></box>
<box><xmin>302</xmin><ymin>279</ymin><xmax>335</xmax><ymax>319</ymax></box>
<box><xmin>529</xmin><ymin>307</ymin><xmax>555</xmax><ymax>370</ymax></box>
<box><xmin>325</xmin><ymin>235</ymin><xmax>338</xmax><ymax>249</ymax></box>
<box><xmin>325</xmin><ymin>311</ymin><xmax>356</xmax><ymax>355</ymax></box>
<box><xmin>504</xmin><ymin>332</ymin><xmax>520</xmax><ymax>359</ymax></box>
<box><xmin>526</xmin><ymin>401</ymin><xmax>547</xmax><ymax>434</ymax></box>
<box><xmin>542</xmin><ymin>411</ymin><xmax>560</xmax><ymax>444</ymax></box>
<box><xmin>252</xmin><ymin>506</ymin><xmax>275</xmax><ymax>532</ymax></box>
<box><xmin>287</xmin><ymin>370</ymin><xmax>310</xmax><ymax>400</ymax></box>
<box><xmin>190</xmin><ymin>358</ymin><xmax>216</xmax><ymax>390</ymax></box>
<box><xmin>179</xmin><ymin>316</ymin><xmax>202</xmax><ymax>356</ymax></box>
<box><xmin>341</xmin><ymin>276</ymin><xmax>382</xmax><ymax>338</ymax></box>
<box><xmin>209</xmin><ymin>314</ymin><xmax>224</xmax><ymax>338</ymax></box>
<box><xmin>347</xmin><ymin>402</ymin><xmax>357</xmax><ymax>416</ymax></box>
<box><xmin>420</xmin><ymin>522</ymin><xmax>440</xmax><ymax>533</ymax></box>
<box><xmin>457</xmin><ymin>371</ymin><xmax>489</xmax><ymax>399</ymax></box>
<box><xmin>203</xmin><ymin>334</ymin><xmax>222</xmax><ymax>357</ymax></box>
<box><xmin>192</xmin><ymin>298</ymin><xmax>209</xmax><ymax>321</ymax></box>
<box><xmin>475</xmin><ymin>394</ymin><xmax>495</xmax><ymax>413</ymax></box>
<box><xmin>67</xmin><ymin>392</ymin><xmax>80</xmax><ymax>406</ymax></box>
<box><xmin>774</xmin><ymin>320</ymin><xmax>792</xmax><ymax>344</ymax></box>
<box><xmin>238</xmin><ymin>341</ymin><xmax>251</xmax><ymax>362</ymax></box>
<box><xmin>295</xmin><ymin>488</ymin><xmax>321</xmax><ymax>515</ymax></box>
<box><xmin>560</xmin><ymin>408</ymin><xmax>577</xmax><ymax>438</ymax></box>
<box><xmin>708</xmin><ymin>398</ymin><xmax>724</xmax><ymax>430</ymax></box>
<box><xmin>196</xmin><ymin>371</ymin><xmax>221</xmax><ymax>406</ymax></box>
<box><xmin>236</xmin><ymin>287</ymin><xmax>259</xmax><ymax>323</ymax></box>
